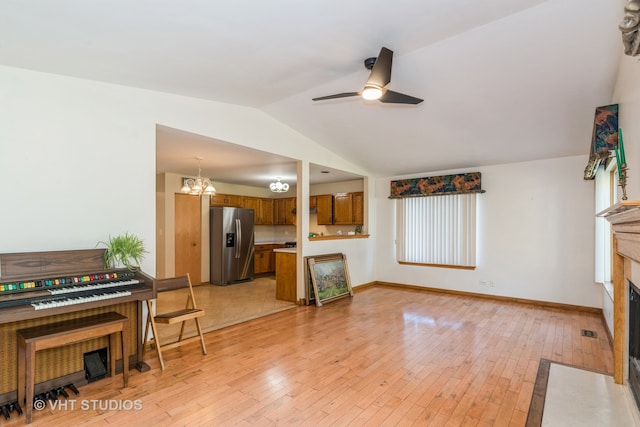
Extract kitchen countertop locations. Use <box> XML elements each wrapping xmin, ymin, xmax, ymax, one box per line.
<box><xmin>254</xmin><ymin>241</ymin><xmax>294</xmax><ymax>245</ymax></box>
<box><xmin>273</xmin><ymin>248</ymin><xmax>296</xmax><ymax>254</ymax></box>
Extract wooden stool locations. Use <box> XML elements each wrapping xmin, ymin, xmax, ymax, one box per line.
<box><xmin>16</xmin><ymin>312</ymin><xmax>129</xmax><ymax>424</ymax></box>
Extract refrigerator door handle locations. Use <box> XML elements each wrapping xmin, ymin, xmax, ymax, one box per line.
<box><xmin>235</xmin><ymin>218</ymin><xmax>241</xmax><ymax>259</ymax></box>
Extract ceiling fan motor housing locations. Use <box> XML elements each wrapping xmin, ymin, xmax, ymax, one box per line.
<box><xmin>364</xmin><ymin>57</ymin><xmax>377</xmax><ymax>70</ymax></box>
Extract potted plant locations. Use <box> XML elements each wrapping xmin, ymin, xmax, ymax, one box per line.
<box><xmin>99</xmin><ymin>232</ymin><xmax>147</xmax><ymax>270</ymax></box>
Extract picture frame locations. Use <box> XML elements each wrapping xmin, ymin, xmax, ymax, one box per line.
<box><xmin>306</xmin><ymin>253</ymin><xmax>353</xmax><ymax>307</ymax></box>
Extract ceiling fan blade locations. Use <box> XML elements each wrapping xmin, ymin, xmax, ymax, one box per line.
<box><xmin>366</xmin><ymin>47</ymin><xmax>393</xmax><ymax>88</ymax></box>
<box><xmin>379</xmin><ymin>90</ymin><xmax>423</xmax><ymax>105</ymax></box>
<box><xmin>312</xmin><ymin>92</ymin><xmax>360</xmax><ymax>101</ymax></box>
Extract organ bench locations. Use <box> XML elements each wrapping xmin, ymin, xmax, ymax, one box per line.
<box><xmin>17</xmin><ymin>312</ymin><xmax>129</xmax><ymax>424</ymax></box>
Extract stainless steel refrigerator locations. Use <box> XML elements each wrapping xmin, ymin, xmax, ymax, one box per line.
<box><xmin>210</xmin><ymin>206</ymin><xmax>255</xmax><ymax>285</ymax></box>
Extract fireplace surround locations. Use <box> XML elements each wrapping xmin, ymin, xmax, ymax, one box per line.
<box><xmin>598</xmin><ymin>201</ymin><xmax>640</xmax><ymax>389</ymax></box>
<box><xmin>629</xmin><ymin>280</ymin><xmax>640</xmax><ymax>407</ymax></box>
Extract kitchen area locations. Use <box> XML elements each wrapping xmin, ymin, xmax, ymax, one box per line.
<box><xmin>156</xmin><ymin>126</ymin><xmax>367</xmax><ymax>330</ymax></box>
<box><xmin>208</xmin><ymin>184</ymin><xmax>365</xmax><ymax>306</ymax></box>
<box><xmin>156</xmin><ymin>175</ymin><xmax>366</xmax><ymax>332</ymax></box>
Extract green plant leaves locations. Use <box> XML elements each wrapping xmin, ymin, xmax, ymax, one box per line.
<box><xmin>99</xmin><ymin>232</ymin><xmax>146</xmax><ymax>270</ymax></box>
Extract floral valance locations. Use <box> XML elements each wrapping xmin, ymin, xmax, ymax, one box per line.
<box><xmin>389</xmin><ymin>172</ymin><xmax>484</xmax><ymax>198</ymax></box>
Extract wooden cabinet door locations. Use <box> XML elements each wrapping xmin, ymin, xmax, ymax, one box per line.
<box><xmin>242</xmin><ymin>197</ymin><xmax>261</xmax><ymax>223</ymax></box>
<box><xmin>254</xmin><ymin>249</ymin><xmax>271</xmax><ymax>274</ymax></box>
<box><xmin>273</xmin><ymin>198</ymin><xmax>296</xmax><ymax>225</ymax></box>
<box><xmin>316</xmin><ymin>194</ymin><xmax>333</xmax><ymax>225</ymax></box>
<box><xmin>210</xmin><ymin>193</ymin><xmax>242</xmax><ymax>207</ymax></box>
<box><xmin>273</xmin><ymin>198</ymin><xmax>286</xmax><ymax>224</ymax></box>
<box><xmin>175</xmin><ymin>193</ymin><xmax>201</xmax><ymax>285</ymax></box>
<box><xmin>333</xmin><ymin>193</ymin><xmax>353</xmax><ymax>225</ymax></box>
<box><xmin>352</xmin><ymin>191</ymin><xmax>364</xmax><ymax>225</ymax></box>
<box><xmin>309</xmin><ymin>196</ymin><xmax>317</xmax><ymax>211</ymax></box>
<box><xmin>285</xmin><ymin>198</ymin><xmax>296</xmax><ymax>225</ymax></box>
<box><xmin>260</xmin><ymin>198</ymin><xmax>274</xmax><ymax>225</ymax></box>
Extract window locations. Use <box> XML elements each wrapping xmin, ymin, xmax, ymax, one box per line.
<box><xmin>594</xmin><ymin>159</ymin><xmax>617</xmax><ymax>284</ymax></box>
<box><xmin>396</xmin><ymin>193</ymin><xmax>477</xmax><ymax>268</ymax></box>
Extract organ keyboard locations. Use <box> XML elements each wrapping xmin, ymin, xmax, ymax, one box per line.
<box><xmin>0</xmin><ymin>266</ymin><xmax>154</xmax><ymax>323</ymax></box>
<box><xmin>0</xmin><ymin>271</ymin><xmax>145</xmax><ymax>310</ymax></box>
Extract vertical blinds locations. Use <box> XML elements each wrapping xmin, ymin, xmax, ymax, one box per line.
<box><xmin>397</xmin><ymin>193</ymin><xmax>477</xmax><ymax>267</ymax></box>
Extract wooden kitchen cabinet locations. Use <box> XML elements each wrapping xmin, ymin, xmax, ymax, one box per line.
<box><xmin>352</xmin><ymin>191</ymin><xmax>364</xmax><ymax>225</ymax></box>
<box><xmin>316</xmin><ymin>192</ymin><xmax>364</xmax><ymax>225</ymax></box>
<box><xmin>285</xmin><ymin>198</ymin><xmax>296</xmax><ymax>225</ymax></box>
<box><xmin>261</xmin><ymin>198</ymin><xmax>274</xmax><ymax>224</ymax></box>
<box><xmin>243</xmin><ymin>197</ymin><xmax>274</xmax><ymax>224</ymax></box>
<box><xmin>316</xmin><ymin>194</ymin><xmax>334</xmax><ymax>225</ymax></box>
<box><xmin>309</xmin><ymin>196</ymin><xmax>317</xmax><ymax>211</ymax></box>
<box><xmin>254</xmin><ymin>245</ymin><xmax>272</xmax><ymax>275</ymax></box>
<box><xmin>275</xmin><ymin>251</ymin><xmax>297</xmax><ymax>303</ymax></box>
<box><xmin>274</xmin><ymin>198</ymin><xmax>296</xmax><ymax>225</ymax></box>
<box><xmin>338</xmin><ymin>191</ymin><xmax>364</xmax><ymax>225</ymax></box>
<box><xmin>242</xmin><ymin>197</ymin><xmax>259</xmax><ymax>219</ymax></box>
<box><xmin>210</xmin><ymin>193</ymin><xmax>243</xmax><ymax>207</ymax></box>
<box><xmin>333</xmin><ymin>193</ymin><xmax>353</xmax><ymax>225</ymax></box>
<box><xmin>254</xmin><ymin>243</ymin><xmax>285</xmax><ymax>274</ymax></box>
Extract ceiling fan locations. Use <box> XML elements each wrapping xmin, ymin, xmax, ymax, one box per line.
<box><xmin>312</xmin><ymin>47</ymin><xmax>423</xmax><ymax>105</ymax></box>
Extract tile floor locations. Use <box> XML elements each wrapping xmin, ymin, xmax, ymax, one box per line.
<box><xmin>154</xmin><ymin>275</ymin><xmax>297</xmax><ymax>343</ymax></box>
<box><xmin>542</xmin><ymin>362</ymin><xmax>640</xmax><ymax>426</ymax></box>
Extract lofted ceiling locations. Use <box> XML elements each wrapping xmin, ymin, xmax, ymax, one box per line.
<box><xmin>0</xmin><ymin>0</ymin><xmax>626</xmax><ymax>186</ymax></box>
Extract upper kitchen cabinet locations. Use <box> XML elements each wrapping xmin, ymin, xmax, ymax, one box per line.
<box><xmin>274</xmin><ymin>197</ymin><xmax>296</xmax><ymax>225</ymax></box>
<box><xmin>261</xmin><ymin>199</ymin><xmax>274</xmax><ymax>224</ymax></box>
<box><xmin>317</xmin><ymin>192</ymin><xmax>364</xmax><ymax>225</ymax></box>
<box><xmin>243</xmin><ymin>196</ymin><xmax>274</xmax><ymax>225</ymax></box>
<box><xmin>316</xmin><ymin>194</ymin><xmax>334</xmax><ymax>225</ymax></box>
<box><xmin>333</xmin><ymin>192</ymin><xmax>364</xmax><ymax>225</ymax></box>
<box><xmin>352</xmin><ymin>191</ymin><xmax>364</xmax><ymax>225</ymax></box>
<box><xmin>210</xmin><ymin>193</ymin><xmax>243</xmax><ymax>207</ymax></box>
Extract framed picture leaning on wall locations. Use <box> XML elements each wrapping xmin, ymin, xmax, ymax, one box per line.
<box><xmin>307</xmin><ymin>253</ymin><xmax>353</xmax><ymax>307</ymax></box>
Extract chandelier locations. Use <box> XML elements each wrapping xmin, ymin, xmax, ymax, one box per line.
<box><xmin>269</xmin><ymin>178</ymin><xmax>289</xmax><ymax>193</ymax></box>
<box><xmin>181</xmin><ymin>157</ymin><xmax>216</xmax><ymax>196</ymax></box>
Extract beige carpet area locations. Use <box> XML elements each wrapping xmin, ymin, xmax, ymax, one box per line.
<box><xmin>527</xmin><ymin>359</ymin><xmax>640</xmax><ymax>426</ymax></box>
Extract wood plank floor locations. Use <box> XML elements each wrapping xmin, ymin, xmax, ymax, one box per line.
<box><xmin>5</xmin><ymin>286</ymin><xmax>613</xmax><ymax>426</ymax></box>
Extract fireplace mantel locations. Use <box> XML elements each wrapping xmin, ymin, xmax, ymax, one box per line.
<box><xmin>598</xmin><ymin>200</ymin><xmax>640</xmax><ymax>383</ymax></box>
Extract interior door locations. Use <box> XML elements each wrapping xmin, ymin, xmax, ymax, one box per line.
<box><xmin>175</xmin><ymin>193</ymin><xmax>201</xmax><ymax>285</ymax></box>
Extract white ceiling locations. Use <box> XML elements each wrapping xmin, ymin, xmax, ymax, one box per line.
<box><xmin>0</xmin><ymin>0</ymin><xmax>627</xmax><ymax>186</ymax></box>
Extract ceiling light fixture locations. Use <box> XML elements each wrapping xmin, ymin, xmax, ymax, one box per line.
<box><xmin>181</xmin><ymin>156</ymin><xmax>216</xmax><ymax>196</ymax></box>
<box><xmin>361</xmin><ymin>84</ymin><xmax>383</xmax><ymax>100</ymax></box>
<box><xmin>269</xmin><ymin>178</ymin><xmax>289</xmax><ymax>193</ymax></box>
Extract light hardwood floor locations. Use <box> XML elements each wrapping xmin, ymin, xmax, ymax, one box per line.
<box><xmin>5</xmin><ymin>286</ymin><xmax>613</xmax><ymax>426</ymax></box>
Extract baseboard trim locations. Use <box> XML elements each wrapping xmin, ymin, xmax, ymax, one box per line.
<box><xmin>354</xmin><ymin>281</ymin><xmax>602</xmax><ymax>314</ymax></box>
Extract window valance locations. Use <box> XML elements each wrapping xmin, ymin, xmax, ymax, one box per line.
<box><xmin>389</xmin><ymin>172</ymin><xmax>484</xmax><ymax>198</ymax></box>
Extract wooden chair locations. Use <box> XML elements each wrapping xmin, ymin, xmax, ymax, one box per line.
<box><xmin>143</xmin><ymin>273</ymin><xmax>207</xmax><ymax>370</ymax></box>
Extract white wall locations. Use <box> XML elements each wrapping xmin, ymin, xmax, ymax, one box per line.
<box><xmin>374</xmin><ymin>155</ymin><xmax>601</xmax><ymax>308</ymax></box>
<box><xmin>612</xmin><ymin>55</ymin><xmax>640</xmax><ymax>201</ymax></box>
<box><xmin>0</xmin><ymin>65</ymin><xmax>375</xmax><ymax>294</ymax></box>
